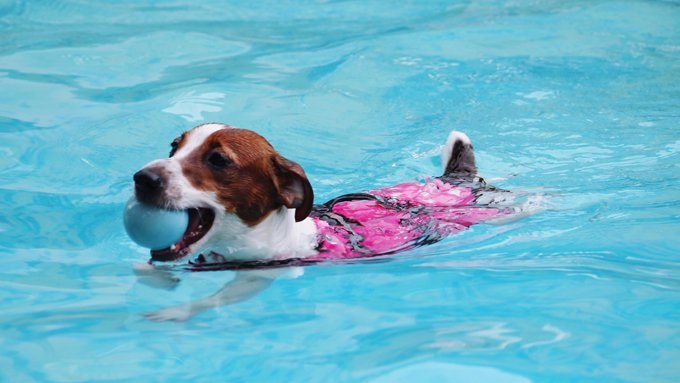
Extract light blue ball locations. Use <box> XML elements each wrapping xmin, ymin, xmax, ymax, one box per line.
<box><xmin>123</xmin><ymin>197</ymin><xmax>189</xmax><ymax>250</ymax></box>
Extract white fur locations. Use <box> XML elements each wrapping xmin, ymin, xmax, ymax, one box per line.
<box><xmin>141</xmin><ymin>157</ymin><xmax>222</xmax><ymax>211</ymax></box>
<box><xmin>198</xmin><ymin>207</ymin><xmax>318</xmax><ymax>262</ymax></box>
<box><xmin>173</xmin><ymin>123</ymin><xmax>229</xmax><ymax>160</ymax></box>
<box><xmin>440</xmin><ymin>130</ymin><xmax>472</xmax><ymax>173</ymax></box>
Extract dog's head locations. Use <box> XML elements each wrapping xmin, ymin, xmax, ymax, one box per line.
<box><xmin>133</xmin><ymin>123</ymin><xmax>313</xmax><ymax>262</ymax></box>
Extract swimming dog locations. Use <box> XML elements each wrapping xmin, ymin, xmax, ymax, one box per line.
<box><xmin>134</xmin><ymin>123</ymin><xmax>513</xmax><ymax>320</ymax></box>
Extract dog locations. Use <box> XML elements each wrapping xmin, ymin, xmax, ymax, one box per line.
<box><xmin>133</xmin><ymin>123</ymin><xmax>517</xmax><ymax>321</ymax></box>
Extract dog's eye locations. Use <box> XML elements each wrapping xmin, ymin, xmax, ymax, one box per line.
<box><xmin>207</xmin><ymin>151</ymin><xmax>231</xmax><ymax>169</ymax></box>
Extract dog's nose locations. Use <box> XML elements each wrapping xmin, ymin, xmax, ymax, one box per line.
<box><xmin>134</xmin><ymin>168</ymin><xmax>165</xmax><ymax>197</ymax></box>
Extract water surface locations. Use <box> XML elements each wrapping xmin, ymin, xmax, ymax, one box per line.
<box><xmin>1</xmin><ymin>1</ymin><xmax>679</xmax><ymax>382</ymax></box>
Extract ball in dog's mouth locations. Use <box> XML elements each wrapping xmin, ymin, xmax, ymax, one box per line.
<box><xmin>150</xmin><ymin>208</ymin><xmax>215</xmax><ymax>262</ymax></box>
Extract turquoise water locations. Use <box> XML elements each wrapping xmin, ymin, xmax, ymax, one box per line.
<box><xmin>1</xmin><ymin>0</ymin><xmax>679</xmax><ymax>381</ymax></box>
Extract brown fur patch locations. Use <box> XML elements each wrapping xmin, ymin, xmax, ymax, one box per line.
<box><xmin>177</xmin><ymin>128</ymin><xmax>313</xmax><ymax>226</ymax></box>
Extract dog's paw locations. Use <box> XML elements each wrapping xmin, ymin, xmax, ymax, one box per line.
<box><xmin>144</xmin><ymin>304</ymin><xmax>193</xmax><ymax>322</ymax></box>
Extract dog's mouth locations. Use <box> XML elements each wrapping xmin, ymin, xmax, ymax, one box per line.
<box><xmin>150</xmin><ymin>208</ymin><xmax>215</xmax><ymax>262</ymax></box>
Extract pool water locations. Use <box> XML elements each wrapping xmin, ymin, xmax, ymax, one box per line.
<box><xmin>1</xmin><ymin>1</ymin><xmax>679</xmax><ymax>382</ymax></box>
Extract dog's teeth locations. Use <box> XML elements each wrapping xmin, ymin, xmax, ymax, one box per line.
<box><xmin>170</xmin><ymin>244</ymin><xmax>176</xmax><ymax>250</ymax></box>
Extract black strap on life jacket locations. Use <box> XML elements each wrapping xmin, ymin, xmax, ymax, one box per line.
<box><xmin>311</xmin><ymin>193</ymin><xmax>379</xmax><ymax>256</ymax></box>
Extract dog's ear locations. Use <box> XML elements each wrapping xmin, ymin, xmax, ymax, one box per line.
<box><xmin>273</xmin><ymin>157</ymin><xmax>314</xmax><ymax>222</ymax></box>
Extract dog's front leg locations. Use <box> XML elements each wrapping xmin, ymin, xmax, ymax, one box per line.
<box><xmin>143</xmin><ymin>268</ymin><xmax>292</xmax><ymax>322</ymax></box>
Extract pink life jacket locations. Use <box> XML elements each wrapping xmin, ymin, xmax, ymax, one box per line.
<box><xmin>308</xmin><ymin>178</ymin><xmax>507</xmax><ymax>260</ymax></box>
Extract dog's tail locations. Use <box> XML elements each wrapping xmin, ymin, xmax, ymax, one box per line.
<box><xmin>441</xmin><ymin>131</ymin><xmax>477</xmax><ymax>177</ymax></box>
